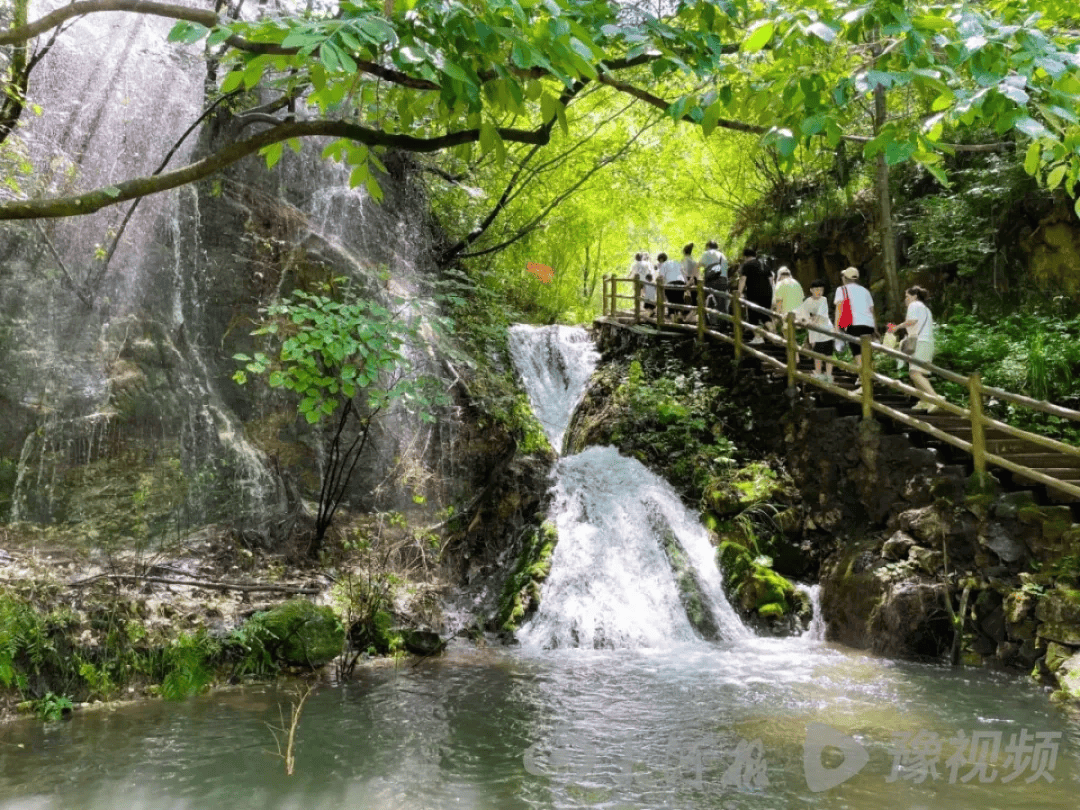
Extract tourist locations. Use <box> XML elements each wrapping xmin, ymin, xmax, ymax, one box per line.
<box><xmin>629</xmin><ymin>252</ymin><xmax>654</xmax><ymax>315</ymax></box>
<box><xmin>889</xmin><ymin>285</ymin><xmax>940</xmax><ymax>411</ymax></box>
<box><xmin>657</xmin><ymin>252</ymin><xmax>686</xmax><ymax>321</ymax></box>
<box><xmin>700</xmin><ymin>240</ymin><xmax>728</xmax><ymax>316</ymax></box>
<box><xmin>736</xmin><ymin>247</ymin><xmax>771</xmax><ymax>343</ymax></box>
<box><xmin>794</xmin><ymin>279</ymin><xmax>834</xmax><ymax>382</ymax></box>
<box><xmin>772</xmin><ymin>266</ymin><xmax>804</xmax><ymax>326</ymax></box>
<box><xmin>834</xmin><ymin>266</ymin><xmax>876</xmax><ymax>374</ymax></box>
<box><xmin>681</xmin><ymin>243</ymin><xmax>700</xmax><ymax>286</ymax></box>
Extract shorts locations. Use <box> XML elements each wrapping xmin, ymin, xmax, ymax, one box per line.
<box><xmin>908</xmin><ymin>340</ymin><xmax>934</xmax><ymax>367</ymax></box>
<box><xmin>643</xmin><ymin>301</ymin><xmax>656</xmax><ymax>312</ymax></box>
<box><xmin>664</xmin><ymin>285</ymin><xmax>685</xmax><ymax>305</ymax></box>
<box><xmin>844</xmin><ymin>325</ymin><xmax>875</xmax><ymax>356</ymax></box>
<box><xmin>811</xmin><ymin>340</ymin><xmax>834</xmax><ymax>357</ymax></box>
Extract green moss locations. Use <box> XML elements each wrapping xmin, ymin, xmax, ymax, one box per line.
<box><xmin>660</xmin><ymin>532</ymin><xmax>718</xmax><ymax>638</ymax></box>
<box><xmin>702</xmin><ymin>462</ymin><xmax>784</xmax><ymax>517</ymax></box>
<box><xmin>757</xmin><ymin>602</ymin><xmax>786</xmax><ymax>619</ymax></box>
<box><xmin>717</xmin><ymin>541</ymin><xmax>798</xmax><ymax>619</ymax></box>
<box><xmin>259</xmin><ymin>599</ymin><xmax>345</xmax><ymax>668</ymax></box>
<box><xmin>495</xmin><ymin>521</ymin><xmax>557</xmax><ymax>632</ymax></box>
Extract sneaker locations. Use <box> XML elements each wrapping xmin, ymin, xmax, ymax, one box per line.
<box><xmin>749</xmin><ymin>335</ymin><xmax>765</xmax><ymax>345</ymax></box>
<box><xmin>851</xmin><ymin>386</ymin><xmax>862</xmax><ymax>396</ymax></box>
<box><xmin>811</xmin><ymin>372</ymin><xmax>826</xmax><ymax>381</ymax></box>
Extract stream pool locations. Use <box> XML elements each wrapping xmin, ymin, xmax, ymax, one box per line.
<box><xmin>2</xmin><ymin>637</ymin><xmax>1077</xmax><ymax>810</ymax></box>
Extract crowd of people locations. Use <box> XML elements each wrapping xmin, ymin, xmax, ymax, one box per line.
<box><xmin>625</xmin><ymin>246</ymin><xmax>941</xmax><ymax>410</ymax></box>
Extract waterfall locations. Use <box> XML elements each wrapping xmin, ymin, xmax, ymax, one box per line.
<box><xmin>799</xmin><ymin>583</ymin><xmax>826</xmax><ymax>641</ymax></box>
<box><xmin>1</xmin><ymin>6</ymin><xmax>459</xmax><ymax>532</ymax></box>
<box><xmin>508</xmin><ymin>325</ymin><xmax>747</xmax><ymax>649</ymax></box>
<box><xmin>508</xmin><ymin>324</ymin><xmax>599</xmax><ymax>454</ymax></box>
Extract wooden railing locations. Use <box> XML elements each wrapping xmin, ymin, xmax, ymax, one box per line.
<box><xmin>601</xmin><ymin>274</ymin><xmax>1080</xmax><ymax>501</ymax></box>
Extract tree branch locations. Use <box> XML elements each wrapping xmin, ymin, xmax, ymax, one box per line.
<box><xmin>0</xmin><ymin>119</ymin><xmax>551</xmax><ymax>220</ymax></box>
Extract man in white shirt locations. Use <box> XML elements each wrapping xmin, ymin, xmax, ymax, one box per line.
<box><xmin>656</xmin><ymin>251</ymin><xmax>685</xmax><ymax>321</ymax></box>
<box><xmin>699</xmin><ymin>240</ymin><xmax>728</xmax><ymax>315</ymax></box>
<box><xmin>628</xmin><ymin>252</ymin><xmax>655</xmax><ymax>315</ymax></box>
<box><xmin>699</xmin><ymin>241</ymin><xmax>726</xmax><ymax>278</ymax></box>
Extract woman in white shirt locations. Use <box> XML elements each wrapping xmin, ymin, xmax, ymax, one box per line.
<box><xmin>888</xmin><ymin>285</ymin><xmax>940</xmax><ymax>411</ymax></box>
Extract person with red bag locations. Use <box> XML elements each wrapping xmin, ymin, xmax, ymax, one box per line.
<box><xmin>834</xmin><ymin>266</ymin><xmax>876</xmax><ymax>373</ymax></box>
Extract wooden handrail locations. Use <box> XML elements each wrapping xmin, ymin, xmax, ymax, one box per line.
<box><xmin>601</xmin><ymin>273</ymin><xmax>1080</xmax><ymax>500</ymax></box>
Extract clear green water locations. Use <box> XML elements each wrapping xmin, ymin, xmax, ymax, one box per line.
<box><xmin>2</xmin><ymin>638</ymin><xmax>1077</xmax><ymax>809</ymax></box>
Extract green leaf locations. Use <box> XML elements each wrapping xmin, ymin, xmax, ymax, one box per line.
<box><xmin>930</xmin><ymin>92</ymin><xmax>953</xmax><ymax>111</ymax></box>
<box><xmin>1015</xmin><ymin>116</ymin><xmax>1051</xmax><ymax>139</ymax></box>
<box><xmin>540</xmin><ymin>92</ymin><xmax>556</xmax><ymax>123</ymax></box>
<box><xmin>102</xmin><ymin>186</ymin><xmax>121</xmax><ymax>198</ymax></box>
<box><xmin>442</xmin><ymin>61</ymin><xmax>476</xmax><ymax>87</ymax></box>
<box><xmin>280</xmin><ymin>28</ymin><xmax>324</xmax><ymax>49</ymax></box>
<box><xmin>365</xmin><ymin>176</ymin><xmax>384</xmax><ymax>202</ymax></box>
<box><xmin>701</xmin><ymin>102</ymin><xmax>721</xmax><ymax>137</ymax></box>
<box><xmin>220</xmin><ymin>70</ymin><xmax>244</xmax><ymax>94</ymax></box>
<box><xmin>1047</xmin><ymin>164</ymin><xmax>1066</xmax><ymax>191</ymax></box>
<box><xmin>243</xmin><ymin>57</ymin><xmax>266</xmax><ymax>89</ymax></box>
<box><xmin>1024</xmin><ymin>142</ymin><xmax>1041</xmax><ymax>175</ymax></box>
<box><xmin>168</xmin><ymin>21</ymin><xmax>209</xmax><ymax>44</ymax></box>
<box><xmin>261</xmin><ymin>142</ymin><xmax>285</xmax><ymax>170</ymax></box>
<box><xmin>885</xmin><ymin>140</ymin><xmax>917</xmax><ymax>165</ymax></box>
<box><xmin>742</xmin><ymin>20</ymin><xmax>773</xmax><ymax>53</ymax></box>
<box><xmin>805</xmin><ymin>22</ymin><xmax>836</xmax><ymax>43</ymax></box>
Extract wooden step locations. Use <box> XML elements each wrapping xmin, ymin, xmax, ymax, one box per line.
<box><xmin>986</xmin><ymin>438</ymin><xmax>1048</xmax><ymax>455</ymax></box>
<box><xmin>1009</xmin><ymin>453</ymin><xmax>1080</xmax><ymax>469</ymax></box>
<box><xmin>1012</xmin><ymin>469</ymin><xmax>1080</xmax><ymax>485</ymax></box>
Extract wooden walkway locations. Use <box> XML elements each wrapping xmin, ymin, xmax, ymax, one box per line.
<box><xmin>599</xmin><ymin>275</ymin><xmax>1080</xmax><ymax>504</ymax></box>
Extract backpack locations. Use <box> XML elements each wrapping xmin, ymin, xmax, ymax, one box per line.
<box><xmin>703</xmin><ymin>262</ymin><xmax>727</xmax><ymax>289</ymax></box>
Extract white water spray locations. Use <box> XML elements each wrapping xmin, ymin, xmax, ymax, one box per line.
<box><xmin>508</xmin><ymin>325</ymin><xmax>747</xmax><ymax>649</ymax></box>
<box><xmin>508</xmin><ymin>324</ymin><xmax>598</xmax><ymax>454</ymax></box>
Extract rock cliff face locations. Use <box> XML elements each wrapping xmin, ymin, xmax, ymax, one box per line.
<box><xmin>587</xmin><ymin>321</ymin><xmax>1080</xmax><ymax>703</ymax></box>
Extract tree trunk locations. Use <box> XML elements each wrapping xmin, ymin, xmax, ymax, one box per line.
<box><xmin>874</xmin><ymin>83</ymin><xmax>902</xmax><ymax>319</ymax></box>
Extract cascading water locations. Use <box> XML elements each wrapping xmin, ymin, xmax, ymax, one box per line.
<box><xmin>508</xmin><ymin>324</ymin><xmax>748</xmax><ymax>649</ymax></box>
<box><xmin>508</xmin><ymin>324</ymin><xmax>599</xmax><ymax>454</ymax></box>
<box><xmin>0</xmin><ymin>5</ymin><xmax>460</xmax><ymax>531</ymax></box>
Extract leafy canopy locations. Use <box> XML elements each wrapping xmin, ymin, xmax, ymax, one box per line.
<box><xmin>5</xmin><ymin>0</ymin><xmax>1080</xmax><ymax>218</ymax></box>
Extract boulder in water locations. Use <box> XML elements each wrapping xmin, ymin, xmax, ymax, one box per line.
<box><xmin>261</xmin><ymin>599</ymin><xmax>344</xmax><ymax>668</ymax></box>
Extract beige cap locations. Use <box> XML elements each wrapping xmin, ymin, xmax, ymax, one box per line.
<box><xmin>841</xmin><ymin>266</ymin><xmax>859</xmax><ymax>280</ymax></box>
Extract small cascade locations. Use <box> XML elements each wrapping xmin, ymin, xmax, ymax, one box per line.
<box><xmin>508</xmin><ymin>324</ymin><xmax>748</xmax><ymax>649</ymax></box>
<box><xmin>799</xmin><ymin>583</ymin><xmax>826</xmax><ymax>641</ymax></box>
<box><xmin>517</xmin><ymin>446</ymin><xmax>747</xmax><ymax>649</ymax></box>
<box><xmin>508</xmin><ymin>324</ymin><xmax>599</xmax><ymax>454</ymax></box>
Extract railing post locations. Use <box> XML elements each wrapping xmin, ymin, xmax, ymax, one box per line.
<box><xmin>634</xmin><ymin>277</ymin><xmax>642</xmax><ymax>323</ymax></box>
<box><xmin>732</xmin><ymin>291</ymin><xmax>743</xmax><ymax>362</ymax></box>
<box><xmin>860</xmin><ymin>334</ymin><xmax>874</xmax><ymax>420</ymax></box>
<box><xmin>696</xmin><ymin>278</ymin><xmax>706</xmax><ymax>342</ymax></box>
<box><xmin>602</xmin><ymin>275</ymin><xmax>609</xmax><ymax>316</ymax></box>
<box><xmin>656</xmin><ymin>275</ymin><xmax>666</xmax><ymax>328</ymax></box>
<box><xmin>969</xmin><ymin>371</ymin><xmax>988</xmax><ymax>479</ymax></box>
<box><xmin>785</xmin><ymin>311</ymin><xmax>797</xmax><ymax>388</ymax></box>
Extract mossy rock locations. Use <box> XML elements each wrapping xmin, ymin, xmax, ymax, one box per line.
<box><xmin>495</xmin><ymin>521</ymin><xmax>557</xmax><ymax>633</ymax></box>
<box><xmin>260</xmin><ymin>600</ymin><xmax>344</xmax><ymax>668</ymax></box>
<box><xmin>735</xmin><ymin>565</ymin><xmax>795</xmax><ymax>615</ymax></box>
<box><xmin>757</xmin><ymin>602</ymin><xmax>786</xmax><ymax>620</ymax></box>
<box><xmin>717</xmin><ymin>540</ymin><xmax>801</xmax><ymax>629</ymax></box>
<box><xmin>702</xmin><ymin>462</ymin><xmax>783</xmax><ymax>517</ymax></box>
<box><xmin>660</xmin><ymin>532</ymin><xmax>720</xmax><ymax>640</ymax></box>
